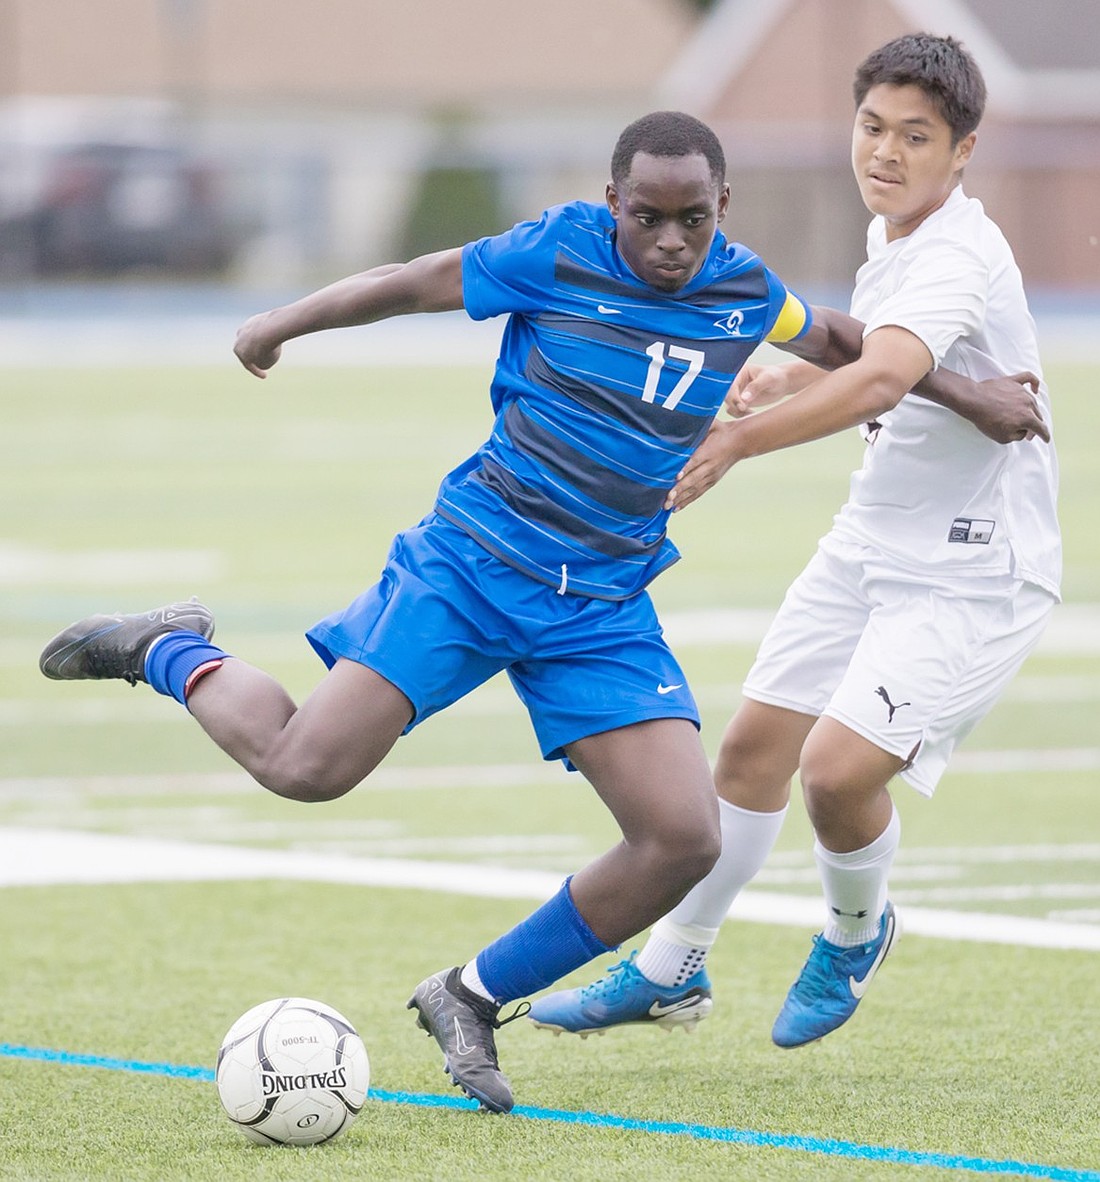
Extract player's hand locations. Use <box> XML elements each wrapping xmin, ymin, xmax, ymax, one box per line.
<box><xmin>974</xmin><ymin>371</ymin><xmax>1050</xmax><ymax>444</ymax></box>
<box><xmin>665</xmin><ymin>419</ymin><xmax>744</xmax><ymax>512</ymax></box>
<box><xmin>725</xmin><ymin>364</ymin><xmax>791</xmax><ymax>417</ymax></box>
<box><xmin>234</xmin><ymin>313</ymin><xmax>284</xmax><ymax>378</ymax></box>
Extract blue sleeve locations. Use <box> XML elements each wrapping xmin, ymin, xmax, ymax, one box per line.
<box><xmin>461</xmin><ymin>206</ymin><xmax>564</xmax><ymax>322</ymax></box>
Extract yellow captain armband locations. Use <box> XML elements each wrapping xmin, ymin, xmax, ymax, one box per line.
<box><xmin>766</xmin><ymin>291</ymin><xmax>810</xmax><ymax>343</ymax></box>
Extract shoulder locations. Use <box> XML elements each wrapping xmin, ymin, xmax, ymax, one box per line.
<box><xmin>550</xmin><ymin>201</ymin><xmax>617</xmax><ymax>257</ymax></box>
<box><xmin>534</xmin><ymin>200</ymin><xmax>612</xmax><ymax>240</ymax></box>
<box><xmin>470</xmin><ymin>200</ymin><xmax>609</xmax><ymax>258</ymax></box>
<box><xmin>693</xmin><ymin>234</ymin><xmax>776</xmax><ymax>296</ymax></box>
<box><xmin>709</xmin><ymin>232</ymin><xmax>764</xmax><ymax>273</ymax></box>
<box><xmin>557</xmin><ymin>199</ymin><xmax>611</xmax><ymax>227</ymax></box>
<box><xmin>915</xmin><ymin>189</ymin><xmax>1003</xmax><ymax>255</ymax></box>
<box><xmin>704</xmin><ymin>235</ymin><xmax>798</xmax><ymax>307</ymax></box>
<box><xmin>461</xmin><ymin>201</ymin><xmax>612</xmax><ymax>313</ymax></box>
<box><xmin>887</xmin><ymin>194</ymin><xmax>992</xmax><ymax>279</ymax></box>
<box><xmin>948</xmin><ymin>192</ymin><xmax>1017</xmax><ymax>262</ymax></box>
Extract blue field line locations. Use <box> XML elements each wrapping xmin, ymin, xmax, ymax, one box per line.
<box><xmin>2</xmin><ymin>1044</ymin><xmax>1097</xmax><ymax>1181</ymax></box>
<box><xmin>0</xmin><ymin>1043</ymin><xmax>214</xmax><ymax>1080</ymax></box>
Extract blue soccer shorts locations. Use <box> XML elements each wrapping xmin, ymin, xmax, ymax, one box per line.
<box><xmin>306</xmin><ymin>513</ymin><xmax>699</xmax><ymax>762</ymax></box>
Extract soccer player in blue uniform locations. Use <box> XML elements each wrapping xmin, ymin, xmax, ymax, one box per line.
<box><xmin>40</xmin><ymin>111</ymin><xmax>1044</xmax><ymax>1112</ymax></box>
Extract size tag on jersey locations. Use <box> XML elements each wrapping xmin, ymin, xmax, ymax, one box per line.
<box><xmin>948</xmin><ymin>517</ymin><xmax>996</xmax><ymax>544</ymax></box>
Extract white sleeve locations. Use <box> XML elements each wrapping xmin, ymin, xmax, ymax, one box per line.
<box><xmin>861</xmin><ymin>237</ymin><xmax>989</xmax><ymax>369</ymax></box>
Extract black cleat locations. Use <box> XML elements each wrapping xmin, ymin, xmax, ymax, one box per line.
<box><xmin>39</xmin><ymin>599</ymin><xmax>215</xmax><ymax>686</ymax></box>
<box><xmin>407</xmin><ymin>966</ymin><xmax>526</xmax><ymax>1114</ymax></box>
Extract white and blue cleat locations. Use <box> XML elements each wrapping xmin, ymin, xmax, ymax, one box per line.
<box><xmin>772</xmin><ymin>901</ymin><xmax>899</xmax><ymax>1048</ymax></box>
<box><xmin>528</xmin><ymin>951</ymin><xmax>713</xmax><ymax>1037</ymax></box>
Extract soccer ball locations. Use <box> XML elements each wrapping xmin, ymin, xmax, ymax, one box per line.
<box><xmin>216</xmin><ymin>997</ymin><xmax>370</xmax><ymax>1146</ymax></box>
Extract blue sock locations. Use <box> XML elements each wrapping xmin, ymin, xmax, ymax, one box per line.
<box><xmin>476</xmin><ymin>878</ymin><xmax>616</xmax><ymax>1004</ymax></box>
<box><xmin>144</xmin><ymin>630</ymin><xmax>229</xmax><ymax>706</ymax></box>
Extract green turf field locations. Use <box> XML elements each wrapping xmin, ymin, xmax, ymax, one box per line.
<box><xmin>1</xmin><ymin>356</ymin><xmax>1098</xmax><ymax>1180</ymax></box>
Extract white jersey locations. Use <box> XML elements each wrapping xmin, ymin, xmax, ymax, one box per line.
<box><xmin>827</xmin><ymin>186</ymin><xmax>1061</xmax><ymax>599</ymax></box>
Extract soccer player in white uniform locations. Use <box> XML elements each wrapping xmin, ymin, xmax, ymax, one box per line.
<box><xmin>529</xmin><ymin>33</ymin><xmax>1060</xmax><ymax>1047</ymax></box>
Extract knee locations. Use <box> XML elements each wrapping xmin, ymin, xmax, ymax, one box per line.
<box><xmin>693</xmin><ymin>813</ymin><xmax>722</xmax><ymax>877</ymax></box>
<box><xmin>715</xmin><ymin>726</ymin><xmax>762</xmax><ymax>782</ymax></box>
<box><xmin>715</xmin><ymin>723</ymin><xmax>795</xmax><ymax>801</ymax></box>
<box><xmin>650</xmin><ymin>805</ymin><xmax>721</xmax><ymax>891</ymax></box>
<box><xmin>684</xmin><ymin>829</ymin><xmax>722</xmax><ymax>887</ymax></box>
<box><xmin>251</xmin><ymin>750</ymin><xmax>358</xmax><ymax>803</ymax></box>
<box><xmin>798</xmin><ymin>752</ymin><xmax>852</xmax><ymax>827</ymax></box>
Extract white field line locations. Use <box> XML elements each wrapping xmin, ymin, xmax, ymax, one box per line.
<box><xmin>0</xmin><ymin>542</ymin><xmax>225</xmax><ymax>586</ymax></box>
<box><xmin>659</xmin><ymin>604</ymin><xmax>1100</xmax><ymax>656</ymax></box>
<box><xmin>0</xmin><ymin>745</ymin><xmax>1098</xmax><ymax>811</ymax></box>
<box><xmin>2</xmin><ymin>802</ymin><xmax>1090</xmax><ymax>885</ymax></box>
<box><xmin>770</xmin><ymin>842</ymin><xmax>1100</xmax><ymax>866</ymax></box>
<box><xmin>4</xmin><ymin>603</ymin><xmax>1100</xmax><ymax>657</ymax></box>
<box><xmin>0</xmin><ymin>763</ymin><xmax>574</xmax><ymax>800</ymax></box>
<box><xmin>948</xmin><ymin>748</ymin><xmax>1100</xmax><ymax>773</ymax></box>
<box><xmin>6</xmin><ymin>682</ymin><xmax>1100</xmax><ymax>728</ymax></box>
<box><xmin>1</xmin><ymin>826</ymin><xmax>1099</xmax><ymax>952</ymax></box>
<box><xmin>892</xmin><ymin>883</ymin><xmax>1100</xmax><ymax>904</ymax></box>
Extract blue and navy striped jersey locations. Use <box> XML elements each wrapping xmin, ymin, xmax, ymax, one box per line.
<box><xmin>434</xmin><ymin>200</ymin><xmax>811</xmax><ymax>600</ymax></box>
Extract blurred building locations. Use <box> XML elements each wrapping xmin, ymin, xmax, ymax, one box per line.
<box><xmin>662</xmin><ymin>0</ymin><xmax>1100</xmax><ymax>292</ymax></box>
<box><xmin>0</xmin><ymin>0</ymin><xmax>698</xmax><ymax>282</ymax></box>
<box><xmin>0</xmin><ymin>0</ymin><xmax>1097</xmax><ymax>291</ymax></box>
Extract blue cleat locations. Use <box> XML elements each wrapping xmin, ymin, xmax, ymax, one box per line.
<box><xmin>528</xmin><ymin>952</ymin><xmax>712</xmax><ymax>1037</ymax></box>
<box><xmin>772</xmin><ymin>901</ymin><xmax>899</xmax><ymax>1048</ymax></box>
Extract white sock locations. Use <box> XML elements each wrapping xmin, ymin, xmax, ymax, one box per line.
<box><xmin>635</xmin><ymin>919</ymin><xmax>718</xmax><ymax>988</ymax></box>
<box><xmin>635</xmin><ymin>798</ymin><xmax>788</xmax><ymax>987</ymax></box>
<box><xmin>459</xmin><ymin>960</ymin><xmax>494</xmax><ymax>1002</ymax></box>
<box><xmin>817</xmin><ymin>804</ymin><xmax>900</xmax><ymax>947</ymax></box>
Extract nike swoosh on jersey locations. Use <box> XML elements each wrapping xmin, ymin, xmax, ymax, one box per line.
<box><xmin>648</xmin><ymin>997</ymin><xmax>701</xmax><ymax>1018</ymax></box>
<box><xmin>656</xmin><ymin>683</ymin><xmax>684</xmax><ymax>694</ymax></box>
<box><xmin>596</xmin><ymin>304</ymin><xmax>622</xmax><ymax>315</ymax></box>
<box><xmin>849</xmin><ymin>911</ymin><xmax>897</xmax><ymax>999</ymax></box>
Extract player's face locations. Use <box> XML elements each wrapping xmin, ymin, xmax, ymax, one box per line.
<box><xmin>852</xmin><ymin>83</ymin><xmax>975</xmax><ymax>241</ymax></box>
<box><xmin>607</xmin><ymin>152</ymin><xmax>729</xmax><ymax>292</ymax></box>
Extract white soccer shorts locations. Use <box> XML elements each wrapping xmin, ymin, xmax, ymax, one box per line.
<box><xmin>742</xmin><ymin>539</ymin><xmax>1056</xmax><ymax>796</ymax></box>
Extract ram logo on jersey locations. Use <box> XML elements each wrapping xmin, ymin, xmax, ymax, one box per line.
<box><xmin>713</xmin><ymin>309</ymin><xmax>746</xmax><ymax>336</ymax></box>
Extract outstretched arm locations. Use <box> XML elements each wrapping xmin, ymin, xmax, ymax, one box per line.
<box><xmin>779</xmin><ymin>306</ymin><xmax>867</xmax><ymax>373</ymax></box>
<box><xmin>667</xmin><ymin>324</ymin><xmax>928</xmax><ymax>510</ymax></box>
<box><xmin>911</xmin><ymin>364</ymin><xmax>1046</xmax><ymax>443</ymax></box>
<box><xmin>780</xmin><ymin>305</ymin><xmax>1047</xmax><ymax>444</ymax></box>
<box><xmin>234</xmin><ymin>249</ymin><xmax>466</xmax><ymax>377</ymax></box>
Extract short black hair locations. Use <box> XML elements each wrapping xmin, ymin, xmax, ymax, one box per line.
<box><xmin>611</xmin><ymin>111</ymin><xmax>726</xmax><ymax>187</ymax></box>
<box><xmin>853</xmin><ymin>33</ymin><xmax>986</xmax><ymax>144</ymax></box>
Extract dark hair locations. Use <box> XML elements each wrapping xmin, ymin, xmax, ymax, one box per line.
<box><xmin>853</xmin><ymin>33</ymin><xmax>986</xmax><ymax>143</ymax></box>
<box><xmin>611</xmin><ymin>111</ymin><xmax>726</xmax><ymax>187</ymax></box>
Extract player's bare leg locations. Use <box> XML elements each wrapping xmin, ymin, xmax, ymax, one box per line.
<box><xmin>410</xmin><ymin>718</ymin><xmax>719</xmax><ymax>1108</ymax></box>
<box><xmin>798</xmin><ymin>716</ymin><xmax>902</xmax><ymax>850</ymax></box>
<box><xmin>714</xmin><ymin>698</ymin><xmax>815</xmax><ymax>810</ymax></box>
<box><xmin>563</xmin><ymin>716</ymin><xmax>720</xmax><ymax>946</ymax></box>
<box><xmin>38</xmin><ymin>600</ymin><xmax>414</xmax><ymax>803</ymax></box>
<box><xmin>629</xmin><ymin>700</ymin><xmax>811</xmax><ymax>972</ymax></box>
<box><xmin>186</xmin><ymin>656</ymin><xmax>414</xmax><ymax>802</ymax></box>
<box><xmin>528</xmin><ymin>701</ymin><xmax>809</xmax><ymax>1035</ymax></box>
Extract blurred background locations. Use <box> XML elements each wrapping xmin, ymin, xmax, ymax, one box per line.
<box><xmin>0</xmin><ymin>0</ymin><xmax>1097</xmax><ymax>359</ymax></box>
